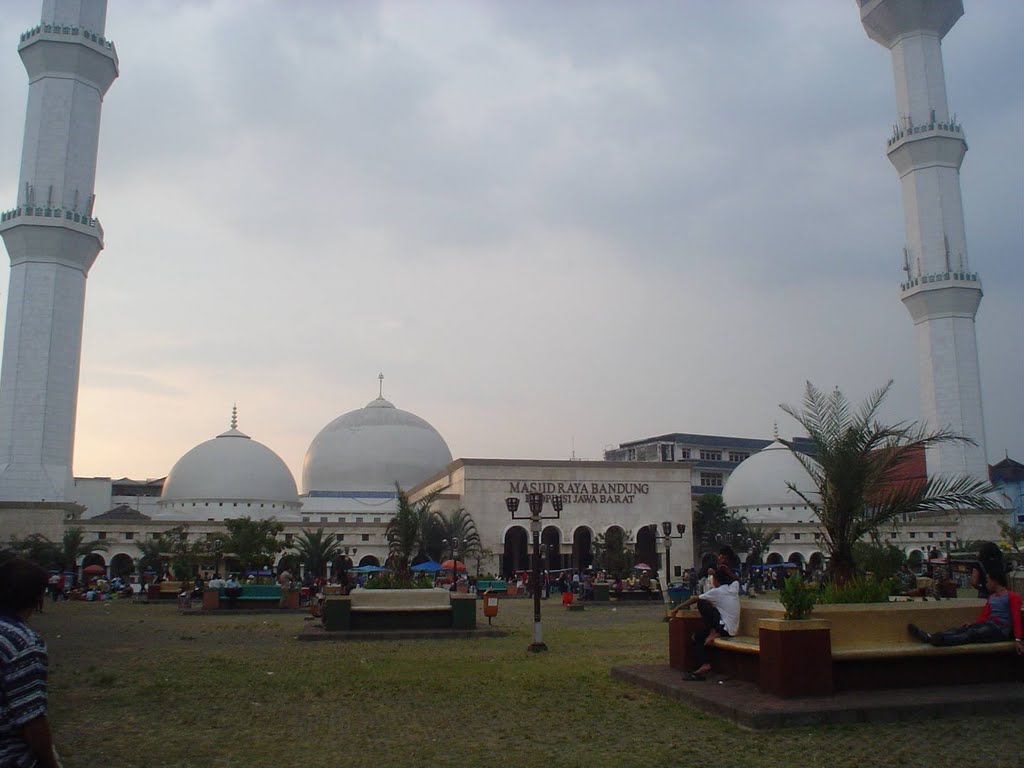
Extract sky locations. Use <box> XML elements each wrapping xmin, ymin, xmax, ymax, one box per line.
<box><xmin>0</xmin><ymin>0</ymin><xmax>1021</xmax><ymax>487</ymax></box>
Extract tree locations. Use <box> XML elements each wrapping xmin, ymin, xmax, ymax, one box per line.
<box><xmin>780</xmin><ymin>380</ymin><xmax>997</xmax><ymax>584</ymax></box>
<box><xmin>4</xmin><ymin>534</ymin><xmax>59</xmax><ymax>568</ymax></box>
<box><xmin>292</xmin><ymin>528</ymin><xmax>341</xmax><ymax>579</ymax></box>
<box><xmin>852</xmin><ymin>541</ymin><xmax>906</xmax><ymax>580</ymax></box>
<box><xmin>59</xmin><ymin>527</ymin><xmax>108</xmax><ymax>571</ymax></box>
<box><xmin>592</xmin><ymin>528</ymin><xmax>634</xmax><ymax>578</ymax></box>
<box><xmin>438</xmin><ymin>508</ymin><xmax>481</xmax><ymax>563</ymax></box>
<box><xmin>386</xmin><ymin>485</ymin><xmax>441</xmax><ymax>580</ymax></box>
<box><xmin>162</xmin><ymin>525</ymin><xmax>214</xmax><ymax>580</ymax></box>
<box><xmin>136</xmin><ymin>536</ymin><xmax>166</xmax><ymax>576</ymax></box>
<box><xmin>997</xmin><ymin>521</ymin><xmax>1023</xmax><ymax>554</ymax></box>
<box><xmin>693</xmin><ymin>494</ymin><xmax>750</xmax><ymax>567</ymax></box>
<box><xmin>223</xmin><ymin>517</ymin><xmax>284</xmax><ymax>573</ymax></box>
<box><xmin>738</xmin><ymin>523</ymin><xmax>780</xmax><ymax>565</ymax></box>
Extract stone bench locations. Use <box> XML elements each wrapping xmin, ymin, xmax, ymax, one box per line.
<box><xmin>669</xmin><ymin>598</ymin><xmax>1023</xmax><ymax>696</ymax></box>
<box><xmin>202</xmin><ymin>584</ymin><xmax>295</xmax><ymax>610</ymax></box>
<box><xmin>324</xmin><ymin>588</ymin><xmax>476</xmax><ymax>632</ymax></box>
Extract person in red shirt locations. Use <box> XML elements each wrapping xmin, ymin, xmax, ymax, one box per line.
<box><xmin>908</xmin><ymin>569</ymin><xmax>1023</xmax><ymax>652</ymax></box>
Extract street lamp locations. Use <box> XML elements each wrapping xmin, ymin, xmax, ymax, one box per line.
<box><xmin>658</xmin><ymin>522</ymin><xmax>687</xmax><ymax>586</ymax></box>
<box><xmin>507</xmin><ymin>492</ymin><xmax>563</xmax><ymax>652</ymax></box>
<box><xmin>443</xmin><ymin>537</ymin><xmax>460</xmax><ymax>591</ymax></box>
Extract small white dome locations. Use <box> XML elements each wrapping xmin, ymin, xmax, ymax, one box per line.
<box><xmin>302</xmin><ymin>396</ymin><xmax>453</xmax><ymax>494</ymax></box>
<box><xmin>723</xmin><ymin>440</ymin><xmax>818</xmax><ymax>523</ymax></box>
<box><xmin>161</xmin><ymin>424</ymin><xmax>299</xmax><ymax>507</ymax></box>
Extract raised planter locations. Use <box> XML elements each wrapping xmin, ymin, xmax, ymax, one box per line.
<box><xmin>323</xmin><ymin>588</ymin><xmax>476</xmax><ymax>632</ymax></box>
<box><xmin>758</xmin><ymin>618</ymin><xmax>832</xmax><ymax>698</ymax></box>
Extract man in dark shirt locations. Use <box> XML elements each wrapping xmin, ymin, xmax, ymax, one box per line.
<box><xmin>0</xmin><ymin>557</ymin><xmax>60</xmax><ymax>767</ymax></box>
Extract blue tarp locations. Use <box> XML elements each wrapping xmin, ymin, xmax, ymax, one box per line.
<box><xmin>411</xmin><ymin>561</ymin><xmax>443</xmax><ymax>572</ymax></box>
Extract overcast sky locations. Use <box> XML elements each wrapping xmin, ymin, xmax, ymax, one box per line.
<box><xmin>0</xmin><ymin>0</ymin><xmax>1021</xmax><ymax>486</ymax></box>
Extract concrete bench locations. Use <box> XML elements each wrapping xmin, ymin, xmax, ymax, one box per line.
<box><xmin>323</xmin><ymin>589</ymin><xmax>476</xmax><ymax>632</ymax></box>
<box><xmin>350</xmin><ymin>587</ymin><xmax>451</xmax><ymax>613</ymax></box>
<box><xmin>669</xmin><ymin>598</ymin><xmax>1023</xmax><ymax>695</ymax></box>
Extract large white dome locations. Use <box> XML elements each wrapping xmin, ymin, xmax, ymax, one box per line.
<box><xmin>302</xmin><ymin>396</ymin><xmax>453</xmax><ymax>495</ymax></box>
<box><xmin>722</xmin><ymin>440</ymin><xmax>818</xmax><ymax>523</ymax></box>
<box><xmin>160</xmin><ymin>424</ymin><xmax>299</xmax><ymax>508</ymax></box>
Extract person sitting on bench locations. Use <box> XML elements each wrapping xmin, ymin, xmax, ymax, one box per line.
<box><xmin>676</xmin><ymin>567</ymin><xmax>741</xmax><ymax>680</ymax></box>
<box><xmin>908</xmin><ymin>569</ymin><xmax>1023</xmax><ymax>652</ymax></box>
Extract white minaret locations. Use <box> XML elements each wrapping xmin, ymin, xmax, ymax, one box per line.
<box><xmin>0</xmin><ymin>0</ymin><xmax>117</xmax><ymax>501</ymax></box>
<box><xmin>860</xmin><ymin>0</ymin><xmax>988</xmax><ymax>480</ymax></box>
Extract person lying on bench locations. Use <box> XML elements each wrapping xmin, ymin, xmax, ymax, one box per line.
<box><xmin>908</xmin><ymin>569</ymin><xmax>1023</xmax><ymax>652</ymax></box>
<box><xmin>676</xmin><ymin>568</ymin><xmax>740</xmax><ymax>680</ymax></box>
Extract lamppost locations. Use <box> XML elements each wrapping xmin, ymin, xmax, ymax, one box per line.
<box><xmin>443</xmin><ymin>537</ymin><xmax>460</xmax><ymax>591</ymax></box>
<box><xmin>659</xmin><ymin>522</ymin><xmax>687</xmax><ymax>586</ymax></box>
<box><xmin>507</xmin><ymin>492</ymin><xmax>563</xmax><ymax>652</ymax></box>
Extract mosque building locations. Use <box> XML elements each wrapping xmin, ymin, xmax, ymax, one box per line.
<box><xmin>0</xmin><ymin>0</ymin><xmax>1013</xmax><ymax>580</ymax></box>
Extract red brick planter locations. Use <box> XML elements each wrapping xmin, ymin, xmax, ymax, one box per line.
<box><xmin>758</xmin><ymin>618</ymin><xmax>833</xmax><ymax>698</ymax></box>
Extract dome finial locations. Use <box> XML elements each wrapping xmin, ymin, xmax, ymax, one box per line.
<box><xmin>231</xmin><ymin>403</ymin><xmax>238</xmax><ymax>431</ymax></box>
<box><xmin>772</xmin><ymin>420</ymin><xmax>779</xmax><ymax>440</ymax></box>
<box><xmin>378</xmin><ymin>372</ymin><xmax>384</xmax><ymax>399</ymax></box>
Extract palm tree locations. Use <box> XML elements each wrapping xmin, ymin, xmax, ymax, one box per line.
<box><xmin>780</xmin><ymin>380</ymin><xmax>997</xmax><ymax>584</ymax></box>
<box><xmin>292</xmin><ymin>528</ymin><xmax>341</xmax><ymax>579</ymax></box>
<box><xmin>438</xmin><ymin>508</ymin><xmax>481</xmax><ymax>564</ymax></box>
<box><xmin>59</xmin><ymin>527</ymin><xmax>107</xmax><ymax>571</ymax></box>
<box><xmin>386</xmin><ymin>485</ymin><xmax>441</xmax><ymax>580</ymax></box>
<box><xmin>136</xmin><ymin>536</ymin><xmax>167</xmax><ymax>577</ymax></box>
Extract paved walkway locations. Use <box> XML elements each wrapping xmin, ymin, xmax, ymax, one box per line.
<box><xmin>612</xmin><ymin>664</ymin><xmax>1024</xmax><ymax>730</ymax></box>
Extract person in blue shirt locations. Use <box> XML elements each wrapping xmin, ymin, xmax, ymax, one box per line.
<box><xmin>0</xmin><ymin>557</ymin><xmax>60</xmax><ymax>768</ymax></box>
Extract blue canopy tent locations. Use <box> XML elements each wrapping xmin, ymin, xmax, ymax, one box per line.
<box><xmin>411</xmin><ymin>560</ymin><xmax>443</xmax><ymax>573</ymax></box>
<box><xmin>349</xmin><ymin>565</ymin><xmax>389</xmax><ymax>574</ymax></box>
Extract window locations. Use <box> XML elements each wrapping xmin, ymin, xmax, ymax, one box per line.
<box><xmin>356</xmin><ymin>517</ymin><xmax>364</xmax><ymax>523</ymax></box>
<box><xmin>699</xmin><ymin>472</ymin><xmax>723</xmax><ymax>487</ymax></box>
<box><xmin>793</xmin><ymin>533</ymin><xmax>801</xmax><ymax>540</ymax></box>
<box><xmin>660</xmin><ymin>445</ymin><xmax>674</xmax><ymax>461</ymax></box>
<box><xmin>361</xmin><ymin>534</ymin><xmax>370</xmax><ymax>542</ymax></box>
<box><xmin>677</xmin><ymin>448</ymin><xmax>691</xmax><ymax>459</ymax></box>
<box><xmin>97</xmin><ymin>531</ymin><xmax>106</xmax><ymax>539</ymax></box>
<box><xmin>320</xmin><ymin>517</ymin><xmax>328</xmax><ymax>523</ymax></box>
<box><xmin>301</xmin><ymin>517</ymin><xmax>310</xmax><ymax>523</ymax></box>
<box><xmin>928</xmin><ymin>532</ymin><xmax>934</xmax><ymax>539</ymax></box>
<box><xmin>890</xmin><ymin>532</ymin><xmax>897</xmax><ymax>539</ymax></box>
<box><xmin>151</xmin><ymin>532</ymin><xmax>161</xmax><ymax>540</ymax></box>
<box><xmin>728</xmin><ymin>451</ymin><xmax>749</xmax><ymax>463</ymax></box>
<box><xmin>338</xmin><ymin>535</ymin><xmax>345</xmax><ymax>541</ymax></box>
<box><xmin>814</xmin><ymin>533</ymin><xmax>821</xmax><ymax>540</ymax></box>
<box><xmin>124</xmin><ymin>532</ymin><xmax>134</xmax><ymax>540</ymax></box>
<box><xmin>946</xmin><ymin>531</ymin><xmax>952</xmax><ymax>538</ymax></box>
<box><xmin>700</xmin><ymin>449</ymin><xmax>722</xmax><ymax>461</ymax></box>
<box><xmin>910</xmin><ymin>532</ymin><xmax>917</xmax><ymax>539</ymax></box>
<box><xmin>285</xmin><ymin>534</ymin><xmax>293</xmax><ymax>544</ymax></box>
<box><xmin>773</xmin><ymin>532</ymin><xmax>782</xmax><ymax>541</ymax></box>
<box><xmin>626</xmin><ymin>448</ymin><xmax>636</xmax><ymax>461</ymax></box>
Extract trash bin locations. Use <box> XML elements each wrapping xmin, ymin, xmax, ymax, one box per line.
<box><xmin>667</xmin><ymin>586</ymin><xmax>691</xmax><ymax>608</ymax></box>
<box><xmin>483</xmin><ymin>590</ymin><xmax>499</xmax><ymax>624</ymax></box>
<box><xmin>451</xmin><ymin>594</ymin><xmax>477</xmax><ymax>629</ymax></box>
<box><xmin>592</xmin><ymin>582</ymin><xmax>610</xmax><ymax>602</ymax></box>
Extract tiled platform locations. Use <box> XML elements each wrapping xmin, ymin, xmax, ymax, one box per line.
<box><xmin>611</xmin><ymin>664</ymin><xmax>1024</xmax><ymax>730</ymax></box>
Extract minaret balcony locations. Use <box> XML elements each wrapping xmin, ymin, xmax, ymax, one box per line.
<box><xmin>0</xmin><ymin>205</ymin><xmax>103</xmax><ymax>243</ymax></box>
<box><xmin>19</xmin><ymin>23</ymin><xmax>115</xmax><ymax>54</ymax></box>
<box><xmin>901</xmin><ymin>271</ymin><xmax>980</xmax><ymax>292</ymax></box>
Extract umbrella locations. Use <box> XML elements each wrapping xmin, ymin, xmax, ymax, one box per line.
<box><xmin>633</xmin><ymin>563</ymin><xmax>652</xmax><ymax>571</ymax></box>
<box><xmin>83</xmin><ymin>564</ymin><xmax>105</xmax><ymax>575</ymax></box>
<box><xmin>350</xmin><ymin>565</ymin><xmax>389</xmax><ymax>573</ymax></box>
<box><xmin>411</xmin><ymin>560</ymin><xmax>443</xmax><ymax>572</ymax></box>
<box><xmin>440</xmin><ymin>559</ymin><xmax>466</xmax><ymax>572</ymax></box>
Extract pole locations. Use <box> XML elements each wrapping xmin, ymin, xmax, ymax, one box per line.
<box><xmin>529</xmin><ymin>516</ymin><xmax>546</xmax><ymax>651</ymax></box>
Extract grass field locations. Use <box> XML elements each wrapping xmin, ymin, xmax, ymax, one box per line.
<box><xmin>29</xmin><ymin>597</ymin><xmax>1022</xmax><ymax>768</ymax></box>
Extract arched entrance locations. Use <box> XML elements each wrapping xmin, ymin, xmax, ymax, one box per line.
<box><xmin>82</xmin><ymin>552</ymin><xmax>106</xmax><ymax>569</ymax></box>
<box><xmin>908</xmin><ymin>549</ymin><xmax>924</xmax><ymax>570</ymax></box>
<box><xmin>503</xmin><ymin>527</ymin><xmax>528</xmax><ymax>577</ymax></box>
<box><xmin>808</xmin><ymin>552</ymin><xmax>824</xmax><ymax>571</ymax></box>
<box><xmin>572</xmin><ymin>526</ymin><xmax>593</xmax><ymax>572</ymax></box>
<box><xmin>358</xmin><ymin>555</ymin><xmax>380</xmax><ymax>567</ymax></box>
<box><xmin>788</xmin><ymin>552</ymin><xmax>805</xmax><ymax>568</ymax></box>
<box><xmin>542</xmin><ymin>526</ymin><xmax>562</xmax><ymax>571</ymax></box>
<box><xmin>635</xmin><ymin>525</ymin><xmax>658</xmax><ymax>573</ymax></box>
<box><xmin>766</xmin><ymin>552</ymin><xmax>783</xmax><ymax>565</ymax></box>
<box><xmin>110</xmin><ymin>553</ymin><xmax>134</xmax><ymax>579</ymax></box>
<box><xmin>277</xmin><ymin>553</ymin><xmax>300</xmax><ymax>576</ymax></box>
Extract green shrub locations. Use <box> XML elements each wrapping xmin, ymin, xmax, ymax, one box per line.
<box><xmin>819</xmin><ymin>575</ymin><xmax>897</xmax><ymax>604</ymax></box>
<box><xmin>362</xmin><ymin>573</ymin><xmax>436</xmax><ymax>590</ymax></box>
<box><xmin>779</xmin><ymin>573</ymin><xmax>817</xmax><ymax>620</ymax></box>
